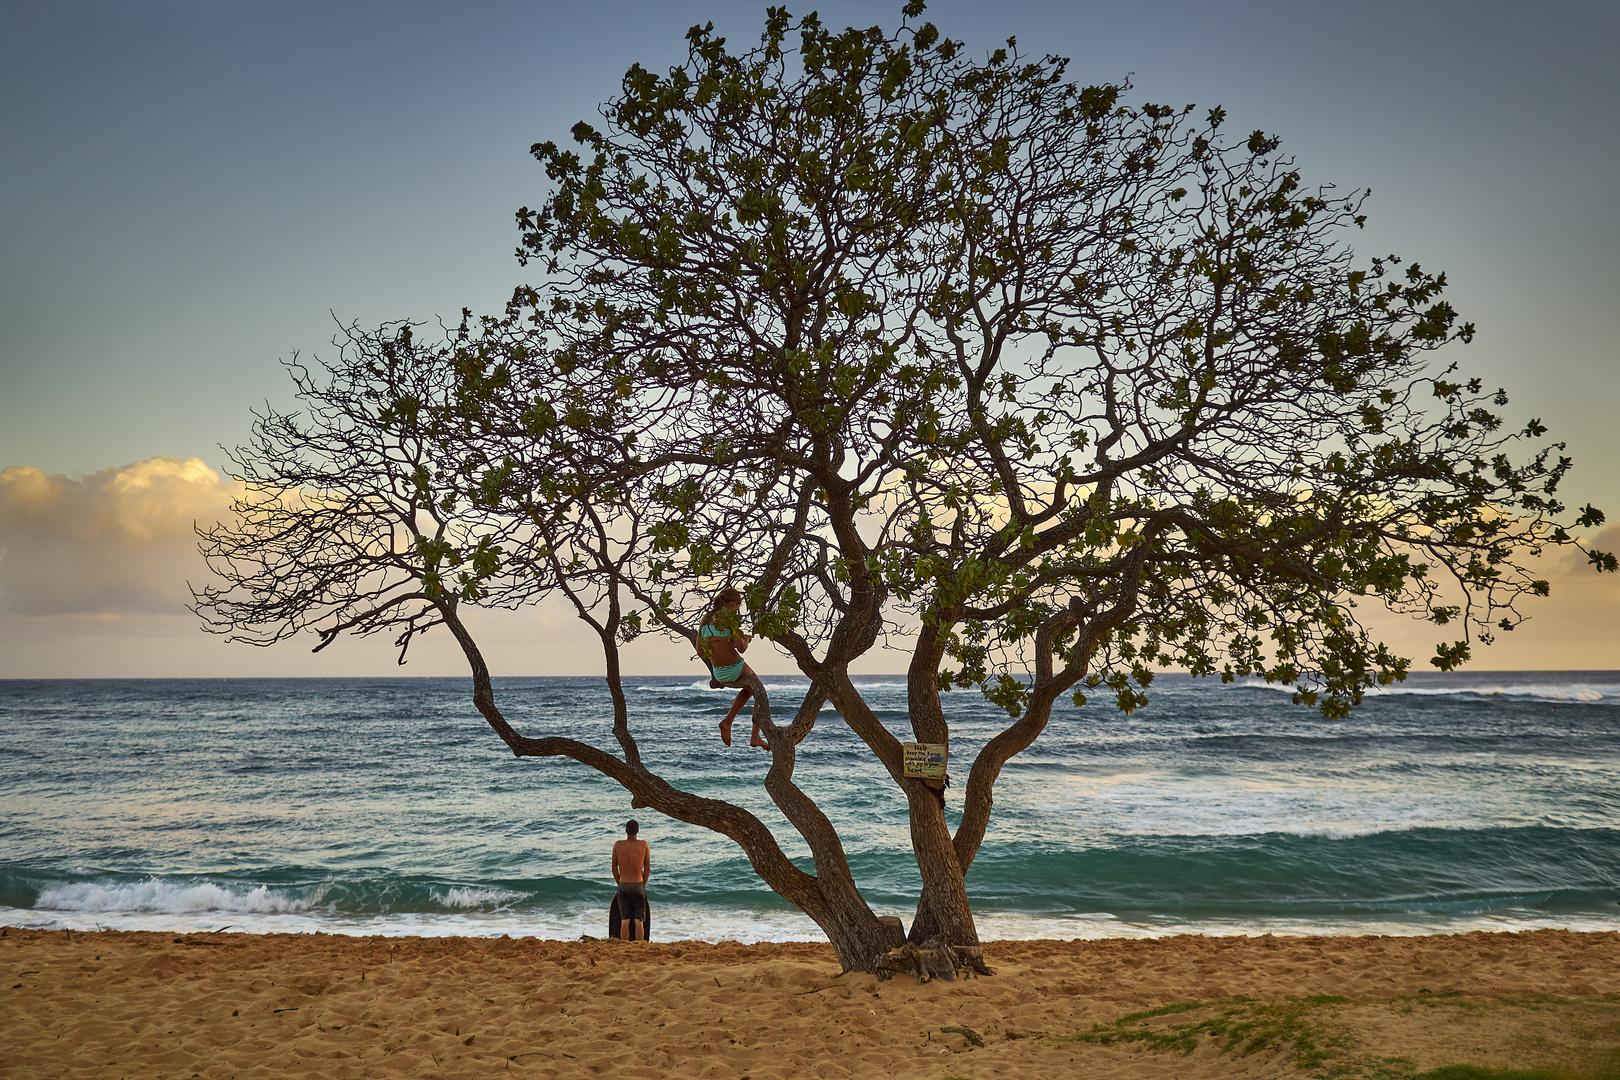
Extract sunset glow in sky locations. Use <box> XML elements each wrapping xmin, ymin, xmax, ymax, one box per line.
<box><xmin>2</xmin><ymin>1</ymin><xmax>1615</xmax><ymax>676</ymax></box>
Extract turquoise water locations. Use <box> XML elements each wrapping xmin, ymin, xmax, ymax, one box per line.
<box><xmin>2</xmin><ymin>672</ymin><xmax>1617</xmax><ymax>940</ymax></box>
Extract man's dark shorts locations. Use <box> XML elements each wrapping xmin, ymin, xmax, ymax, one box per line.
<box><xmin>616</xmin><ymin>880</ymin><xmax>649</xmax><ymax>925</ymax></box>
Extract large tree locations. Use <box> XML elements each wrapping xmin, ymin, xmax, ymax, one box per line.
<box><xmin>197</xmin><ymin>5</ymin><xmax>1611</xmax><ymax>975</ymax></box>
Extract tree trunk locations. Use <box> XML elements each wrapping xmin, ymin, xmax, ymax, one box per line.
<box><xmin>812</xmin><ymin>904</ymin><xmax>909</xmax><ymax>974</ymax></box>
<box><xmin>902</xmin><ymin>617</ymin><xmax>983</xmax><ymax>953</ymax></box>
<box><xmin>905</xmin><ymin>801</ymin><xmax>982</xmax><ymax>953</ymax></box>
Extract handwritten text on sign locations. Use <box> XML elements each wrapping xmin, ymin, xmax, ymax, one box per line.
<box><xmin>902</xmin><ymin>742</ymin><xmax>948</xmax><ymax>779</ymax></box>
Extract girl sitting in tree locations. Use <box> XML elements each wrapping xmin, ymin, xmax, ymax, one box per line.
<box><xmin>698</xmin><ymin>587</ymin><xmax>766</xmax><ymax>748</ymax></box>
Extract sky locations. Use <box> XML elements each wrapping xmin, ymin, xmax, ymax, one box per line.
<box><xmin>1</xmin><ymin>0</ymin><xmax>1615</xmax><ymax>677</ymax></box>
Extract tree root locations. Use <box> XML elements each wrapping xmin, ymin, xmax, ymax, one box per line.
<box><xmin>873</xmin><ymin>937</ymin><xmax>994</xmax><ymax>982</ymax></box>
<box><xmin>940</xmin><ymin>1025</ymin><xmax>985</xmax><ymax>1047</ymax></box>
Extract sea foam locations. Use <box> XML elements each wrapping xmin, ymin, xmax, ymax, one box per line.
<box><xmin>34</xmin><ymin>879</ymin><xmax>313</xmax><ymax>915</ymax></box>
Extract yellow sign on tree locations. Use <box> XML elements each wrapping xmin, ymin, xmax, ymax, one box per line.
<box><xmin>902</xmin><ymin>742</ymin><xmax>948</xmax><ymax>780</ymax></box>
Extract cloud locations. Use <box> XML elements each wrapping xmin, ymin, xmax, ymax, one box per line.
<box><xmin>1</xmin><ymin>455</ymin><xmax>1611</xmax><ymax>676</ymax></box>
<box><xmin>0</xmin><ymin>456</ymin><xmax>236</xmax><ymax>617</ymax></box>
<box><xmin>0</xmin><ymin>455</ymin><xmax>717</xmax><ymax>677</ymax></box>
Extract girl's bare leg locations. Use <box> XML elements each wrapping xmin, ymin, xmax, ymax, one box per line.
<box><xmin>719</xmin><ymin>682</ymin><xmax>753</xmax><ymax>745</ymax></box>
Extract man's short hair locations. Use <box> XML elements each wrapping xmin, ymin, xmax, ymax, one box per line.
<box><xmin>626</xmin><ymin>819</ymin><xmax>639</xmax><ymax>836</ymax></box>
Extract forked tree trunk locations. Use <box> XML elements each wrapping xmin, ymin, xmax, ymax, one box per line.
<box><xmin>437</xmin><ymin>582</ymin><xmax>1039</xmax><ymax>976</ymax></box>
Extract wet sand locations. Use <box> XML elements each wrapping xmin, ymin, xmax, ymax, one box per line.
<box><xmin>5</xmin><ymin>927</ymin><xmax>1619</xmax><ymax>1078</ymax></box>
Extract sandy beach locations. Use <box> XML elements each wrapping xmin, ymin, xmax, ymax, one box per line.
<box><xmin>5</xmin><ymin>927</ymin><xmax>1619</xmax><ymax>1079</ymax></box>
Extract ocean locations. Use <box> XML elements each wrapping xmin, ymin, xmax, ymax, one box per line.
<box><xmin>3</xmin><ymin>671</ymin><xmax>1617</xmax><ymax>942</ymax></box>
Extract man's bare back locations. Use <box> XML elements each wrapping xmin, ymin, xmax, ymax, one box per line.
<box><xmin>612</xmin><ymin>837</ymin><xmax>650</xmax><ymax>884</ymax></box>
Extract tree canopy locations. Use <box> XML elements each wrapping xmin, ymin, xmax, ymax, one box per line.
<box><xmin>196</xmin><ymin>4</ymin><xmax>1611</xmax><ymax>974</ymax></box>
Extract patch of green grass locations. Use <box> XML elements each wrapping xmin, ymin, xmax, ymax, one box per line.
<box><xmin>1378</xmin><ymin>997</ymin><xmax>1620</xmax><ymax>1080</ymax></box>
<box><xmin>1412</xmin><ymin>1067</ymin><xmax>1601</xmax><ymax>1080</ymax></box>
<box><xmin>1068</xmin><ymin>995</ymin><xmax>1352</xmax><ymax>1070</ymax></box>
<box><xmin>1402</xmin><ymin>993</ymin><xmax>1620</xmax><ymax>1013</ymax></box>
<box><xmin>1343</xmin><ymin>1050</ymin><xmax>1620</xmax><ymax>1080</ymax></box>
<box><xmin>1069</xmin><ymin>994</ymin><xmax>1620</xmax><ymax>1080</ymax></box>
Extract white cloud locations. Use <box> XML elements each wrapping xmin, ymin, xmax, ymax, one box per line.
<box><xmin>0</xmin><ymin>457</ymin><xmax>236</xmax><ymax>617</ymax></box>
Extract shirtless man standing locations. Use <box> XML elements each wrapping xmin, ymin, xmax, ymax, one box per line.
<box><xmin>611</xmin><ymin>820</ymin><xmax>650</xmax><ymax>942</ymax></box>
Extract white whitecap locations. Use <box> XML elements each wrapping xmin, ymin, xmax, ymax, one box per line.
<box><xmin>1233</xmin><ymin>678</ymin><xmax>1613</xmax><ymax>704</ymax></box>
<box><xmin>33</xmin><ymin>879</ymin><xmax>312</xmax><ymax>915</ymax></box>
<box><xmin>432</xmin><ymin>886</ymin><xmax>526</xmax><ymax>909</ymax></box>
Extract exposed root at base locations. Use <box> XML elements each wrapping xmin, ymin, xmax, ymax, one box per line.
<box><xmin>874</xmin><ymin>937</ymin><xmax>994</xmax><ymax>982</ymax></box>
